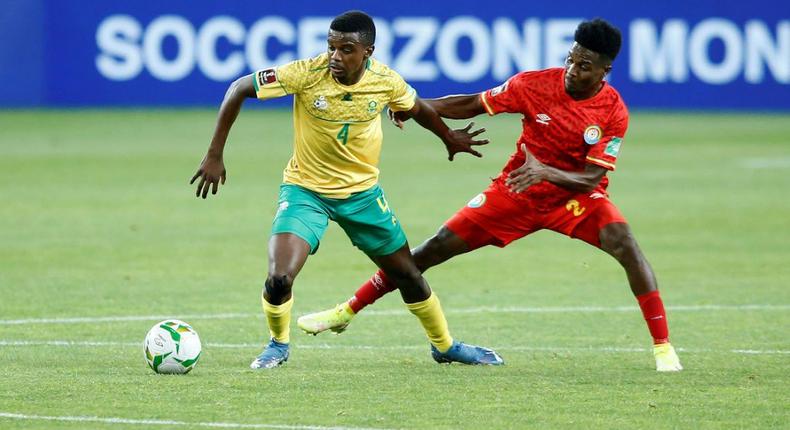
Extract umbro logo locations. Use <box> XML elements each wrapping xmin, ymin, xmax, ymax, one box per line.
<box><xmin>536</xmin><ymin>113</ymin><xmax>551</xmax><ymax>125</ymax></box>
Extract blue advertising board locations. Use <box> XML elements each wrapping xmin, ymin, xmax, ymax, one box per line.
<box><xmin>1</xmin><ymin>0</ymin><xmax>788</xmax><ymax>109</ymax></box>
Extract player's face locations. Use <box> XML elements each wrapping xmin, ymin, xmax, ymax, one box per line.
<box><xmin>327</xmin><ymin>30</ymin><xmax>373</xmax><ymax>84</ymax></box>
<box><xmin>563</xmin><ymin>43</ymin><xmax>611</xmax><ymax>97</ymax></box>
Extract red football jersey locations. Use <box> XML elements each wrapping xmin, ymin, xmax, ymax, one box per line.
<box><xmin>480</xmin><ymin>68</ymin><xmax>628</xmax><ymax>211</ymax></box>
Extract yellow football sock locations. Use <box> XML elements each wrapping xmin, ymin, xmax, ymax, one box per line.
<box><xmin>406</xmin><ymin>292</ymin><xmax>454</xmax><ymax>353</ymax></box>
<box><xmin>262</xmin><ymin>296</ymin><xmax>293</xmax><ymax>344</ymax></box>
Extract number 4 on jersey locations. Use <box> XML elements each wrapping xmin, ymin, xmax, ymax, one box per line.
<box><xmin>337</xmin><ymin>123</ymin><xmax>350</xmax><ymax>145</ymax></box>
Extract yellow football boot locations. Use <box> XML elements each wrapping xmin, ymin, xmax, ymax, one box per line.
<box><xmin>297</xmin><ymin>303</ymin><xmax>355</xmax><ymax>335</ymax></box>
<box><xmin>654</xmin><ymin>343</ymin><xmax>683</xmax><ymax>372</ymax></box>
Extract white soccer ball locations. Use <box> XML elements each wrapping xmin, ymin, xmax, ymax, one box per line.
<box><xmin>143</xmin><ymin>319</ymin><xmax>202</xmax><ymax>374</ymax></box>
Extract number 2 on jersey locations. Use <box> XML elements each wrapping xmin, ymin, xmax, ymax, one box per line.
<box><xmin>337</xmin><ymin>123</ymin><xmax>350</xmax><ymax>145</ymax></box>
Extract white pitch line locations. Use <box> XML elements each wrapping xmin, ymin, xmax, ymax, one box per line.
<box><xmin>1</xmin><ymin>340</ymin><xmax>787</xmax><ymax>355</ymax></box>
<box><xmin>739</xmin><ymin>157</ymin><xmax>790</xmax><ymax>169</ymax></box>
<box><xmin>0</xmin><ymin>412</ymin><xmax>390</xmax><ymax>430</ymax></box>
<box><xmin>0</xmin><ymin>312</ymin><xmax>252</xmax><ymax>325</ymax></box>
<box><xmin>1</xmin><ymin>304</ymin><xmax>787</xmax><ymax>325</ymax></box>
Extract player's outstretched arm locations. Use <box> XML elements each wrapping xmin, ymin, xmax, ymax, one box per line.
<box><xmin>388</xmin><ymin>94</ymin><xmax>485</xmax><ymax>128</ymax></box>
<box><xmin>427</xmin><ymin>94</ymin><xmax>486</xmax><ymax>119</ymax></box>
<box><xmin>407</xmin><ymin>98</ymin><xmax>489</xmax><ymax>161</ymax></box>
<box><xmin>190</xmin><ymin>74</ymin><xmax>257</xmax><ymax>199</ymax></box>
<box><xmin>506</xmin><ymin>144</ymin><xmax>608</xmax><ymax>193</ymax></box>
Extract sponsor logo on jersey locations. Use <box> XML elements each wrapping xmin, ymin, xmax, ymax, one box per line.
<box><xmin>584</xmin><ymin>125</ymin><xmax>602</xmax><ymax>145</ymax></box>
<box><xmin>467</xmin><ymin>193</ymin><xmax>486</xmax><ymax>208</ymax></box>
<box><xmin>313</xmin><ymin>95</ymin><xmax>328</xmax><ymax>110</ymax></box>
<box><xmin>490</xmin><ymin>80</ymin><xmax>509</xmax><ymax>96</ymax></box>
<box><xmin>605</xmin><ymin>137</ymin><xmax>622</xmax><ymax>157</ymax></box>
<box><xmin>536</xmin><ymin>113</ymin><xmax>551</xmax><ymax>125</ymax></box>
<box><xmin>258</xmin><ymin>68</ymin><xmax>276</xmax><ymax>86</ymax></box>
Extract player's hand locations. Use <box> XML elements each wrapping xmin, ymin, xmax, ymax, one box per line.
<box><xmin>387</xmin><ymin>108</ymin><xmax>411</xmax><ymax>129</ymax></box>
<box><xmin>190</xmin><ymin>154</ymin><xmax>227</xmax><ymax>199</ymax></box>
<box><xmin>506</xmin><ymin>144</ymin><xmax>545</xmax><ymax>192</ymax></box>
<box><xmin>443</xmin><ymin>122</ymin><xmax>489</xmax><ymax>161</ymax></box>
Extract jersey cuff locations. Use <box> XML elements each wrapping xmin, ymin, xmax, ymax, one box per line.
<box><xmin>480</xmin><ymin>92</ymin><xmax>495</xmax><ymax>116</ymax></box>
<box><xmin>586</xmin><ymin>156</ymin><xmax>616</xmax><ymax>170</ymax></box>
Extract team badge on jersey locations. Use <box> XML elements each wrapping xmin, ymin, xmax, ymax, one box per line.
<box><xmin>583</xmin><ymin>125</ymin><xmax>602</xmax><ymax>145</ymax></box>
<box><xmin>367</xmin><ymin>100</ymin><xmax>378</xmax><ymax>113</ymax></box>
<box><xmin>490</xmin><ymin>80</ymin><xmax>509</xmax><ymax>96</ymax></box>
<box><xmin>313</xmin><ymin>95</ymin><xmax>328</xmax><ymax>110</ymax></box>
<box><xmin>467</xmin><ymin>193</ymin><xmax>486</xmax><ymax>208</ymax></box>
<box><xmin>258</xmin><ymin>69</ymin><xmax>277</xmax><ymax>86</ymax></box>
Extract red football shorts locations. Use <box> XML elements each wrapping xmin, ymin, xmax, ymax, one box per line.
<box><xmin>445</xmin><ymin>182</ymin><xmax>627</xmax><ymax>250</ymax></box>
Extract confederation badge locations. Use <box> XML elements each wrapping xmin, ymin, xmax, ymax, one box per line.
<box><xmin>491</xmin><ymin>80</ymin><xmax>509</xmax><ymax>96</ymax></box>
<box><xmin>583</xmin><ymin>125</ymin><xmax>602</xmax><ymax>145</ymax></box>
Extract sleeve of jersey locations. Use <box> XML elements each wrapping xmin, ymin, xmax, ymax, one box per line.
<box><xmin>387</xmin><ymin>72</ymin><xmax>417</xmax><ymax>112</ymax></box>
<box><xmin>586</xmin><ymin>103</ymin><xmax>629</xmax><ymax>171</ymax></box>
<box><xmin>252</xmin><ymin>59</ymin><xmax>308</xmax><ymax>100</ymax></box>
<box><xmin>479</xmin><ymin>75</ymin><xmax>524</xmax><ymax>115</ymax></box>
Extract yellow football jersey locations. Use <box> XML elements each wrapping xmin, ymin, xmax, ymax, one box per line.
<box><xmin>253</xmin><ymin>53</ymin><xmax>416</xmax><ymax>198</ymax></box>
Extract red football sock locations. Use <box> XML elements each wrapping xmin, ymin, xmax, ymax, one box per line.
<box><xmin>348</xmin><ymin>269</ymin><xmax>397</xmax><ymax>313</ymax></box>
<box><xmin>636</xmin><ymin>290</ymin><xmax>669</xmax><ymax>344</ymax></box>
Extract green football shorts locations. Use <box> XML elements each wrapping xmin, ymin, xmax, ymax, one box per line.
<box><xmin>271</xmin><ymin>183</ymin><xmax>407</xmax><ymax>256</ymax></box>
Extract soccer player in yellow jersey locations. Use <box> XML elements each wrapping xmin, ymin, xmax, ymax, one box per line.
<box><xmin>190</xmin><ymin>11</ymin><xmax>503</xmax><ymax>369</ymax></box>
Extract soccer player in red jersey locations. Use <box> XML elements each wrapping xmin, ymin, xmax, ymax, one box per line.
<box><xmin>298</xmin><ymin>18</ymin><xmax>682</xmax><ymax>371</ymax></box>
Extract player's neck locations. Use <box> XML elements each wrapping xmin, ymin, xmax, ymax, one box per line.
<box><xmin>566</xmin><ymin>81</ymin><xmax>605</xmax><ymax>101</ymax></box>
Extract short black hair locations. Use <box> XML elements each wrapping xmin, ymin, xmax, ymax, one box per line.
<box><xmin>574</xmin><ymin>18</ymin><xmax>622</xmax><ymax>62</ymax></box>
<box><xmin>330</xmin><ymin>11</ymin><xmax>376</xmax><ymax>46</ymax></box>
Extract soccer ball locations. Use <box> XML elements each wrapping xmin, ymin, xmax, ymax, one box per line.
<box><xmin>144</xmin><ymin>319</ymin><xmax>202</xmax><ymax>374</ymax></box>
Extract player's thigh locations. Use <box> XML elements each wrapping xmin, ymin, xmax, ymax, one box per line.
<box><xmin>543</xmin><ymin>192</ymin><xmax>627</xmax><ymax>248</ymax></box>
<box><xmin>271</xmin><ymin>184</ymin><xmax>330</xmax><ymax>255</ymax></box>
<box><xmin>333</xmin><ymin>185</ymin><xmax>407</xmax><ymax>257</ymax></box>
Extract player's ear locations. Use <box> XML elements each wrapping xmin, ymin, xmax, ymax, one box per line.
<box><xmin>364</xmin><ymin>45</ymin><xmax>374</xmax><ymax>59</ymax></box>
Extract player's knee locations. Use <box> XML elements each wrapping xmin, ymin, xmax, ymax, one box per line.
<box><xmin>600</xmin><ymin>223</ymin><xmax>638</xmax><ymax>262</ymax></box>
<box><xmin>384</xmin><ymin>267</ymin><xmax>424</xmax><ymax>288</ymax></box>
<box><xmin>413</xmin><ymin>227</ymin><xmax>462</xmax><ymax>272</ymax></box>
<box><xmin>412</xmin><ymin>236</ymin><xmax>443</xmax><ymax>271</ymax></box>
<box><xmin>265</xmin><ymin>273</ymin><xmax>293</xmax><ymax>297</ymax></box>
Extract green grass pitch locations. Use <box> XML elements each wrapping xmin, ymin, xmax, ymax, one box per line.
<box><xmin>0</xmin><ymin>109</ymin><xmax>788</xmax><ymax>429</ymax></box>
